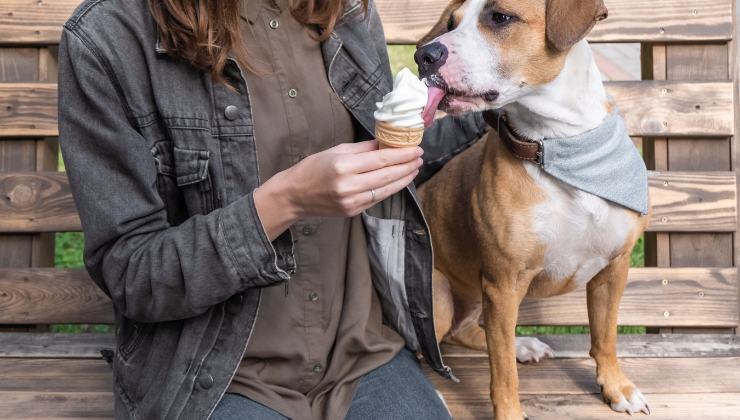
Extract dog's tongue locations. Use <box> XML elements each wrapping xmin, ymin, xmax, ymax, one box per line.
<box><xmin>423</xmin><ymin>87</ymin><xmax>446</xmax><ymax>128</ymax></box>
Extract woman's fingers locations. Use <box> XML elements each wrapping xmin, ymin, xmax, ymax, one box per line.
<box><xmin>360</xmin><ymin>169</ymin><xmax>419</xmax><ymax>211</ymax></box>
<box><xmin>337</xmin><ymin>146</ymin><xmax>423</xmax><ymax>175</ymax></box>
<box><xmin>332</xmin><ymin>140</ymin><xmax>379</xmax><ymax>154</ymax></box>
<box><xmin>342</xmin><ymin>157</ymin><xmax>422</xmax><ymax>194</ymax></box>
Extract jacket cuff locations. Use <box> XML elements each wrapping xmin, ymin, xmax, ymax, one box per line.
<box><xmin>218</xmin><ymin>191</ymin><xmax>295</xmax><ymax>288</ymax></box>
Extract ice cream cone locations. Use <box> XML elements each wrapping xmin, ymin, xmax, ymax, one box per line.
<box><xmin>375</xmin><ymin>120</ymin><xmax>425</xmax><ymax>149</ymax></box>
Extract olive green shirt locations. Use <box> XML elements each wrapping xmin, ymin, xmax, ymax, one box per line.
<box><xmin>225</xmin><ymin>1</ymin><xmax>406</xmax><ymax>419</ymax></box>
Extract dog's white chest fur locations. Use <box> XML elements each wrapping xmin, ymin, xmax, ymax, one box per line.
<box><xmin>525</xmin><ymin>163</ymin><xmax>635</xmax><ymax>285</ymax></box>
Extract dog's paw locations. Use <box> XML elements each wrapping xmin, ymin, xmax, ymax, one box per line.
<box><xmin>515</xmin><ymin>337</ymin><xmax>554</xmax><ymax>363</ymax></box>
<box><xmin>609</xmin><ymin>386</ymin><xmax>650</xmax><ymax>415</ymax></box>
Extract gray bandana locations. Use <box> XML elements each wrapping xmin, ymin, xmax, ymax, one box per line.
<box><xmin>489</xmin><ymin>107</ymin><xmax>648</xmax><ymax>214</ymax></box>
<box><xmin>538</xmin><ymin>108</ymin><xmax>649</xmax><ymax>215</ymax></box>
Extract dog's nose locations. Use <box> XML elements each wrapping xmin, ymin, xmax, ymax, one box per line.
<box><xmin>415</xmin><ymin>42</ymin><xmax>448</xmax><ymax>77</ymax></box>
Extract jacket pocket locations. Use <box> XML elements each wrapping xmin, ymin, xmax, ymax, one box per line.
<box><xmin>151</xmin><ymin>141</ymin><xmax>189</xmax><ymax>225</ymax></box>
<box><xmin>173</xmin><ymin>146</ymin><xmax>217</xmax><ymax>215</ymax></box>
<box><xmin>361</xmin><ymin>211</ymin><xmax>420</xmax><ymax>351</ymax></box>
<box><xmin>118</xmin><ymin>321</ymin><xmax>150</xmax><ymax>361</ymax></box>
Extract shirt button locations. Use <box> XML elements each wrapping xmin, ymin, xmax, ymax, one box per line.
<box><xmin>308</xmin><ymin>291</ymin><xmax>319</xmax><ymax>302</ymax></box>
<box><xmin>198</xmin><ymin>373</ymin><xmax>214</xmax><ymax>389</ymax></box>
<box><xmin>312</xmin><ymin>363</ymin><xmax>323</xmax><ymax>373</ymax></box>
<box><xmin>224</xmin><ymin>105</ymin><xmax>239</xmax><ymax>121</ymax></box>
<box><xmin>288</xmin><ymin>88</ymin><xmax>298</xmax><ymax>98</ymax></box>
<box><xmin>302</xmin><ymin>225</ymin><xmax>313</xmax><ymax>236</ymax></box>
<box><xmin>269</xmin><ymin>19</ymin><xmax>279</xmax><ymax>29</ymax></box>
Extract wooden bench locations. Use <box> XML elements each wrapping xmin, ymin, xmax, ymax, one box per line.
<box><xmin>1</xmin><ymin>0</ymin><xmax>739</xmax><ymax>418</ymax></box>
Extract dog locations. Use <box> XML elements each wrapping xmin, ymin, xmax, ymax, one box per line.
<box><xmin>414</xmin><ymin>0</ymin><xmax>651</xmax><ymax>418</ymax></box>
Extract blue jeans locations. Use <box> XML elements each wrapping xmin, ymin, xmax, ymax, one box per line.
<box><xmin>211</xmin><ymin>348</ymin><xmax>451</xmax><ymax>419</ymax></box>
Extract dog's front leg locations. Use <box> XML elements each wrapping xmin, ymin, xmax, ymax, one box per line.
<box><xmin>587</xmin><ymin>254</ymin><xmax>650</xmax><ymax>415</ymax></box>
<box><xmin>481</xmin><ymin>269</ymin><xmax>532</xmax><ymax>420</ymax></box>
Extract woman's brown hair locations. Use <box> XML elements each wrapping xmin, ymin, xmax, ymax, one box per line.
<box><xmin>148</xmin><ymin>0</ymin><xmax>366</xmax><ymax>81</ymax></box>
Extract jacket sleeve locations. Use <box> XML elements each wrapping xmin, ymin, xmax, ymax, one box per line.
<box><xmin>417</xmin><ymin>113</ymin><xmax>489</xmax><ymax>185</ymax></box>
<box><xmin>58</xmin><ymin>28</ymin><xmax>292</xmax><ymax>323</ymax></box>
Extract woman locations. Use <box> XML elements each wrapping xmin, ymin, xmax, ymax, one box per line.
<box><xmin>58</xmin><ymin>0</ymin><xmax>487</xmax><ymax>418</ymax></box>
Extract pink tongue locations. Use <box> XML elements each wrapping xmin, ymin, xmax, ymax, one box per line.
<box><xmin>423</xmin><ymin>87</ymin><xmax>446</xmax><ymax>128</ymax></box>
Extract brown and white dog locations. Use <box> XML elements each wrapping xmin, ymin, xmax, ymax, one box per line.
<box><xmin>415</xmin><ymin>0</ymin><xmax>651</xmax><ymax>418</ymax></box>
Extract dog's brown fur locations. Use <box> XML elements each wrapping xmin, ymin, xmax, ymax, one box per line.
<box><xmin>418</xmin><ymin>1</ymin><xmax>649</xmax><ymax>418</ymax></box>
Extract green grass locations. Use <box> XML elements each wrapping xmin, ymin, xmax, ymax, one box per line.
<box><xmin>51</xmin><ymin>46</ymin><xmax>645</xmax><ymax>335</ymax></box>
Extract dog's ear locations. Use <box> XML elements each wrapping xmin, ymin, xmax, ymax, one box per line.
<box><xmin>546</xmin><ymin>0</ymin><xmax>608</xmax><ymax>52</ymax></box>
<box><xmin>417</xmin><ymin>0</ymin><xmax>465</xmax><ymax>47</ymax></box>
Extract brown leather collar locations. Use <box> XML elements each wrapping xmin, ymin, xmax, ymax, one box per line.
<box><xmin>484</xmin><ymin>110</ymin><xmax>544</xmax><ymax>166</ymax></box>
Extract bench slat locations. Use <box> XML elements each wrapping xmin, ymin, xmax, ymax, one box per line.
<box><xmin>0</xmin><ymin>358</ymin><xmax>111</xmax><ymax>392</ymax></box>
<box><xmin>0</xmin><ymin>267</ymin><xmax>735</xmax><ymax>326</ymax></box>
<box><xmin>519</xmin><ymin>267</ymin><xmax>738</xmax><ymax>327</ymax></box>
<box><xmin>0</xmin><ymin>171</ymin><xmax>734</xmax><ymax>233</ymax></box>
<box><xmin>0</xmin><ymin>0</ymin><xmax>733</xmax><ymax>46</ymax></box>
<box><xmin>1</xmin><ymin>81</ymin><xmax>733</xmax><ymax>138</ymax></box>
<box><xmin>0</xmin><ymin>391</ymin><xmax>113</xmax><ymax>419</ymax></box>
<box><xmin>445</xmin><ymin>393</ymin><xmax>740</xmax><ymax>420</ymax></box>
<box><xmin>2</xmin><ymin>332</ymin><xmax>738</xmax><ymax>359</ymax></box>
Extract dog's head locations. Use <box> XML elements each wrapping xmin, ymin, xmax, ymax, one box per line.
<box><xmin>416</xmin><ymin>0</ymin><xmax>607</xmax><ymax>119</ymax></box>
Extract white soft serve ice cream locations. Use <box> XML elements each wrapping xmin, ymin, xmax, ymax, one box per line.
<box><xmin>374</xmin><ymin>68</ymin><xmax>428</xmax><ymax>129</ymax></box>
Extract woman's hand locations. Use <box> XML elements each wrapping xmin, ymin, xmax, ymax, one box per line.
<box><xmin>254</xmin><ymin>140</ymin><xmax>423</xmax><ymax>240</ymax></box>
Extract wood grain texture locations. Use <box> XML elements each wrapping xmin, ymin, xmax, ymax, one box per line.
<box><xmin>518</xmin><ymin>267</ymin><xmax>738</xmax><ymax>327</ymax></box>
<box><xmin>3</xmin><ymin>333</ymin><xmax>738</xmax><ymax>359</ymax></box>
<box><xmin>0</xmin><ymin>391</ymin><xmax>113</xmax><ymax>418</ymax></box>
<box><xmin>0</xmin><ymin>358</ymin><xmax>111</xmax><ymax>392</ymax></box>
<box><xmin>0</xmin><ymin>170</ymin><xmax>733</xmax><ymax>233</ymax></box>
<box><xmin>440</xmin><ymin>334</ymin><xmax>740</xmax><ymax>359</ymax></box>
<box><xmin>426</xmin><ymin>357</ymin><xmax>740</xmax><ymax>395</ymax></box>
<box><xmin>1</xmin><ymin>0</ymin><xmax>733</xmax><ymax>46</ymax></box>
<box><xmin>0</xmin><ymin>81</ymin><xmax>733</xmax><ymax>138</ymax></box>
<box><xmin>0</xmin><ymin>267</ymin><xmax>734</xmax><ymax>326</ymax></box>
<box><xmin>648</xmin><ymin>171</ymin><xmax>737</xmax><ymax>232</ymax></box>
<box><xmin>377</xmin><ymin>0</ymin><xmax>734</xmax><ymax>44</ymax></box>
<box><xmin>443</xmin><ymin>393</ymin><xmax>740</xmax><ymax>419</ymax></box>
<box><xmin>0</xmin><ymin>172</ymin><xmax>80</xmax><ymax>233</ymax></box>
<box><xmin>0</xmin><ymin>83</ymin><xmax>56</xmax><ymax>137</ymax></box>
<box><xmin>609</xmin><ymin>81</ymin><xmax>734</xmax><ymax>137</ymax></box>
<box><xmin>0</xmin><ymin>268</ymin><xmax>113</xmax><ymax>324</ymax></box>
<box><xmin>0</xmin><ymin>333</ymin><xmax>114</xmax><ymax>358</ymax></box>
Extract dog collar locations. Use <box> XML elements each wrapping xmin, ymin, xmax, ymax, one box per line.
<box><xmin>484</xmin><ymin>108</ymin><xmax>650</xmax><ymax>215</ymax></box>
<box><xmin>486</xmin><ymin>111</ymin><xmax>545</xmax><ymax>166</ymax></box>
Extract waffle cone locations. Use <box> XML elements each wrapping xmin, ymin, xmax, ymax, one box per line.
<box><xmin>375</xmin><ymin>120</ymin><xmax>424</xmax><ymax>149</ymax></box>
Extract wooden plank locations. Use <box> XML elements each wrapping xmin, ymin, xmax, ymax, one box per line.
<box><xmin>647</xmin><ymin>172</ymin><xmax>737</xmax><ymax>232</ymax></box>
<box><xmin>442</xmin><ymin>393</ymin><xmax>740</xmax><ymax>420</ymax></box>
<box><xmin>0</xmin><ymin>358</ymin><xmax>111</xmax><ymax>392</ymax></box>
<box><xmin>0</xmin><ymin>333</ymin><xmax>114</xmax><ymax>358</ymax></box>
<box><xmin>0</xmin><ymin>172</ymin><xmax>81</xmax><ymax>233</ymax></box>
<box><xmin>0</xmin><ymin>83</ymin><xmax>56</xmax><ymax>138</ymax></box>
<box><xmin>440</xmin><ymin>334</ymin><xmax>740</xmax><ymax>359</ymax></box>
<box><xmin>0</xmin><ymin>267</ymin><xmax>735</xmax><ymax>326</ymax></box>
<box><xmin>518</xmin><ymin>267</ymin><xmax>738</xmax><ymax>327</ymax></box>
<box><xmin>0</xmin><ymin>170</ymin><xmax>733</xmax><ymax>233</ymax></box>
<box><xmin>1</xmin><ymin>0</ymin><xmax>733</xmax><ymax>46</ymax></box>
<box><xmin>608</xmin><ymin>81</ymin><xmax>734</xmax><ymax>137</ymax></box>
<box><xmin>427</xmin><ymin>356</ymin><xmax>740</xmax><ymax>395</ymax></box>
<box><xmin>0</xmin><ymin>391</ymin><xmax>113</xmax><ymax>419</ymax></box>
<box><xmin>0</xmin><ymin>268</ymin><xmax>113</xmax><ymax>324</ymax></box>
<box><xmin>0</xmin><ymin>81</ymin><xmax>733</xmax><ymax>138</ymax></box>
<box><xmin>378</xmin><ymin>0</ymin><xmax>734</xmax><ymax>45</ymax></box>
<box><xmin>1</xmin><ymin>333</ymin><xmax>737</xmax><ymax>359</ymax></box>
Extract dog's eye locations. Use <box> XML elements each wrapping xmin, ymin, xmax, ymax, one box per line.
<box><xmin>491</xmin><ymin>12</ymin><xmax>513</xmax><ymax>25</ymax></box>
<box><xmin>447</xmin><ymin>14</ymin><xmax>456</xmax><ymax>31</ymax></box>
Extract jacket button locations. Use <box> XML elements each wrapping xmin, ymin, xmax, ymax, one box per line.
<box><xmin>412</xmin><ymin>228</ymin><xmax>427</xmax><ymax>237</ymax></box>
<box><xmin>224</xmin><ymin>105</ymin><xmax>239</xmax><ymax>121</ymax></box>
<box><xmin>198</xmin><ymin>373</ymin><xmax>214</xmax><ymax>389</ymax></box>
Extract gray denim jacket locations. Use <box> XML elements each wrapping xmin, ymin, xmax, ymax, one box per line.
<box><xmin>58</xmin><ymin>0</ymin><xmax>487</xmax><ymax>418</ymax></box>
